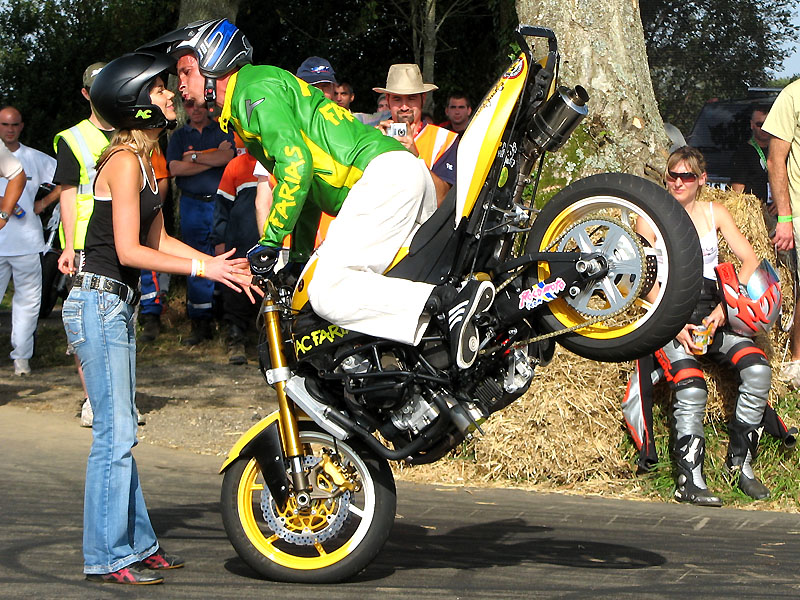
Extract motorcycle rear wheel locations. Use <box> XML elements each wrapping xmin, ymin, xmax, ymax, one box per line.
<box><xmin>525</xmin><ymin>172</ymin><xmax>701</xmax><ymax>362</ymax></box>
<box><xmin>221</xmin><ymin>425</ymin><xmax>396</xmax><ymax>583</ymax></box>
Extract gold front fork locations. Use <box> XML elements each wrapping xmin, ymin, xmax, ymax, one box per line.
<box><xmin>261</xmin><ymin>290</ymin><xmax>304</xmax><ymax>459</ymax></box>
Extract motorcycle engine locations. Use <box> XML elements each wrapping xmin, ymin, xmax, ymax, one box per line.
<box><xmin>388</xmin><ymin>388</ymin><xmax>440</xmax><ymax>435</ymax></box>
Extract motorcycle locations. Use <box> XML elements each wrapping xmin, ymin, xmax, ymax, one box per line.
<box><xmin>219</xmin><ymin>25</ymin><xmax>702</xmax><ymax>583</ymax></box>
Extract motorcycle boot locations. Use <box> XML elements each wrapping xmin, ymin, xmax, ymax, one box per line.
<box><xmin>673</xmin><ymin>435</ymin><xmax>722</xmax><ymax>506</ymax></box>
<box><xmin>428</xmin><ymin>280</ymin><xmax>495</xmax><ymax>369</ymax></box>
<box><xmin>726</xmin><ymin>419</ymin><xmax>770</xmax><ymax>500</ymax></box>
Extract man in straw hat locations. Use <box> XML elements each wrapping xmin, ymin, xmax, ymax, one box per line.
<box><xmin>375</xmin><ymin>63</ymin><xmax>459</xmax><ymax>204</ymax></box>
<box><xmin>140</xmin><ymin>19</ymin><xmax>495</xmax><ymax>370</ymax></box>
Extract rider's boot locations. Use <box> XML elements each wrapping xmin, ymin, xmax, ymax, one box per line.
<box><xmin>426</xmin><ymin>280</ymin><xmax>495</xmax><ymax>369</ymax></box>
<box><xmin>673</xmin><ymin>435</ymin><xmax>722</xmax><ymax>506</ymax></box>
<box><xmin>726</xmin><ymin>419</ymin><xmax>770</xmax><ymax>500</ymax></box>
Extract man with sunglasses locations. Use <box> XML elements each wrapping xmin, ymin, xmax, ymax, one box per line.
<box><xmin>731</xmin><ymin>106</ymin><xmax>774</xmax><ymax>229</ymax></box>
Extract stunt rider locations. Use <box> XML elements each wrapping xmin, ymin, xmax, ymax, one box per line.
<box><xmin>140</xmin><ymin>19</ymin><xmax>494</xmax><ymax>369</ymax></box>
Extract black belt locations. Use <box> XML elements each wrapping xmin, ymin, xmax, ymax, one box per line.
<box><xmin>182</xmin><ymin>191</ymin><xmax>215</xmax><ymax>202</ymax></box>
<box><xmin>73</xmin><ymin>272</ymin><xmax>141</xmax><ymax>305</ymax></box>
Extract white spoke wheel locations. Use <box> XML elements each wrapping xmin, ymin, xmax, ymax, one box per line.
<box><xmin>221</xmin><ymin>425</ymin><xmax>396</xmax><ymax>583</ymax></box>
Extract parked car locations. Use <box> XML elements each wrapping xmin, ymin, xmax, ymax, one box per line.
<box><xmin>686</xmin><ymin>88</ymin><xmax>781</xmax><ymax>185</ymax></box>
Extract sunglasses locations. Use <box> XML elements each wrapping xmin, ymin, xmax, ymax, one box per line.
<box><xmin>666</xmin><ymin>171</ymin><xmax>698</xmax><ymax>183</ymax></box>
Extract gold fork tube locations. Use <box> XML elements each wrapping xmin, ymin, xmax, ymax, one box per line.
<box><xmin>262</xmin><ymin>295</ymin><xmax>303</xmax><ymax>458</ymax></box>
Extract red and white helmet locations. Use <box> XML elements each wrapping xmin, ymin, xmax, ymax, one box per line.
<box><xmin>715</xmin><ymin>260</ymin><xmax>781</xmax><ymax>337</ymax></box>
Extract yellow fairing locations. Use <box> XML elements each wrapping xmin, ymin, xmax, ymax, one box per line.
<box><xmin>536</xmin><ymin>208</ymin><xmax>644</xmax><ymax>339</ymax></box>
<box><xmin>455</xmin><ymin>53</ymin><xmax>529</xmax><ymax>222</ymax></box>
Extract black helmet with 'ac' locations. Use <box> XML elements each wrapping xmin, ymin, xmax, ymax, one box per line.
<box><xmin>90</xmin><ymin>52</ymin><xmax>177</xmax><ymax>131</ymax></box>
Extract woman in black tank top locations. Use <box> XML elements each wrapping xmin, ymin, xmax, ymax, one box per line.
<box><xmin>61</xmin><ymin>53</ymin><xmax>256</xmax><ymax>585</ymax></box>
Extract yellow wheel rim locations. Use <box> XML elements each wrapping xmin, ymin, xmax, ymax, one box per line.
<box><xmin>536</xmin><ymin>196</ymin><xmax>663</xmax><ymax>339</ymax></box>
<box><xmin>236</xmin><ymin>440</ymin><xmax>374</xmax><ymax>570</ymax></box>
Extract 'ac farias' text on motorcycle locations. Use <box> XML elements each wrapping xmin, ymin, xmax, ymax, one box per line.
<box><xmin>219</xmin><ymin>25</ymin><xmax>702</xmax><ymax>583</ymax></box>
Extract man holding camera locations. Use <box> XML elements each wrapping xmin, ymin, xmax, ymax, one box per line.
<box><xmin>375</xmin><ymin>64</ymin><xmax>459</xmax><ymax>205</ymax></box>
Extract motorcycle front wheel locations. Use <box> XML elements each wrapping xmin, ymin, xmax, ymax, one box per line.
<box><xmin>221</xmin><ymin>425</ymin><xmax>396</xmax><ymax>583</ymax></box>
<box><xmin>525</xmin><ymin>172</ymin><xmax>702</xmax><ymax>362</ymax></box>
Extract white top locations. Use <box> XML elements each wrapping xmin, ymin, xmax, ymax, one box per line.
<box><xmin>698</xmin><ymin>202</ymin><xmax>719</xmax><ymax>280</ymax></box>
<box><xmin>0</xmin><ymin>143</ymin><xmax>23</xmax><ymax>179</ymax></box>
<box><xmin>0</xmin><ymin>143</ymin><xmax>56</xmax><ymax>256</ymax></box>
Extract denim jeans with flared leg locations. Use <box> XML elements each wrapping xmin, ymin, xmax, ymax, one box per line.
<box><xmin>62</xmin><ymin>287</ymin><xmax>158</xmax><ymax>574</ymax></box>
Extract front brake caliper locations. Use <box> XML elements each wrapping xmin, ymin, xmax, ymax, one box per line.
<box><xmin>320</xmin><ymin>454</ymin><xmax>356</xmax><ymax>492</ymax></box>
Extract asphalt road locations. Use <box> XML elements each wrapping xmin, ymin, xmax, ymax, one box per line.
<box><xmin>1</xmin><ymin>404</ymin><xmax>799</xmax><ymax>599</ymax></box>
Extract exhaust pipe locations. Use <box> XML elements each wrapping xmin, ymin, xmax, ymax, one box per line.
<box><xmin>528</xmin><ymin>85</ymin><xmax>589</xmax><ymax>152</ymax></box>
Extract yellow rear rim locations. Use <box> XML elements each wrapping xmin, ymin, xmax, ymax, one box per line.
<box><xmin>536</xmin><ymin>197</ymin><xmax>659</xmax><ymax>339</ymax></box>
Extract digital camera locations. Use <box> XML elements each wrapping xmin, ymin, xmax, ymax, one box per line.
<box><xmin>388</xmin><ymin>122</ymin><xmax>407</xmax><ymax>138</ymax></box>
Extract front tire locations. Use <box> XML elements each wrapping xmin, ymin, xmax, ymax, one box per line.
<box><xmin>526</xmin><ymin>173</ymin><xmax>701</xmax><ymax>361</ymax></box>
<box><xmin>221</xmin><ymin>425</ymin><xmax>396</xmax><ymax>583</ymax></box>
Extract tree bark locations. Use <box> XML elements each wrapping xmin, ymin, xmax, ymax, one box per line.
<box><xmin>178</xmin><ymin>0</ymin><xmax>241</xmax><ymax>26</ymax></box>
<box><xmin>515</xmin><ymin>0</ymin><xmax>669</xmax><ymax>181</ymax></box>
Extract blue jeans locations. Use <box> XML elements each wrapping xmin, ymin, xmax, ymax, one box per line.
<box><xmin>62</xmin><ymin>287</ymin><xmax>158</xmax><ymax>574</ymax></box>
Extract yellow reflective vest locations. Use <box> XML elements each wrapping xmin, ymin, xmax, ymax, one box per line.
<box><xmin>53</xmin><ymin>119</ymin><xmax>110</xmax><ymax>249</ymax></box>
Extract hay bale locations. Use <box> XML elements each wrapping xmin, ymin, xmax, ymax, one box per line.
<box><xmin>400</xmin><ymin>189</ymin><xmax>794</xmax><ymax>492</ymax></box>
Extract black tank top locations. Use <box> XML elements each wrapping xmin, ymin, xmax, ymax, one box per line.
<box><xmin>83</xmin><ymin>149</ymin><xmax>162</xmax><ymax>289</ymax></box>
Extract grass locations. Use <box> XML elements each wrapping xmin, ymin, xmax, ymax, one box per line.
<box><xmin>621</xmin><ymin>391</ymin><xmax>800</xmax><ymax>509</ymax></box>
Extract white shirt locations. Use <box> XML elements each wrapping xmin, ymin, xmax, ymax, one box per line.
<box><xmin>0</xmin><ymin>143</ymin><xmax>56</xmax><ymax>256</ymax></box>
<box><xmin>0</xmin><ymin>142</ymin><xmax>22</xmax><ymax>179</ymax></box>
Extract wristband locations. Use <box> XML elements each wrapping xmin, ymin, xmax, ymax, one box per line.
<box><xmin>197</xmin><ymin>260</ymin><xmax>206</xmax><ymax>278</ymax></box>
<box><xmin>778</xmin><ymin>215</ymin><xmax>793</xmax><ymax>223</ymax></box>
<box><xmin>190</xmin><ymin>258</ymin><xmax>199</xmax><ymax>277</ymax></box>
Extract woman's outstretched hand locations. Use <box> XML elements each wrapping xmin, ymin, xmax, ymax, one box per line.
<box><xmin>205</xmin><ymin>249</ymin><xmax>264</xmax><ymax>303</ymax></box>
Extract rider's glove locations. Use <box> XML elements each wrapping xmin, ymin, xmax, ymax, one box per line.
<box><xmin>247</xmin><ymin>244</ymin><xmax>281</xmax><ymax>284</ymax></box>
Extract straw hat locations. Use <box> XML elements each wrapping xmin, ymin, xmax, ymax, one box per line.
<box><xmin>373</xmin><ymin>64</ymin><xmax>438</xmax><ymax>95</ymax></box>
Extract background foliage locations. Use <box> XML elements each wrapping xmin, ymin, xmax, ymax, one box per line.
<box><xmin>0</xmin><ymin>0</ymin><xmax>799</xmax><ymax>155</ymax></box>
<box><xmin>642</xmin><ymin>0</ymin><xmax>800</xmax><ymax>132</ymax></box>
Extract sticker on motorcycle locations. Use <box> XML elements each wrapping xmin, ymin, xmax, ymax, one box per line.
<box><xmin>504</xmin><ymin>57</ymin><xmax>525</xmax><ymax>80</ymax></box>
<box><xmin>518</xmin><ymin>277</ymin><xmax>566</xmax><ymax>310</ymax></box>
<box><xmin>294</xmin><ymin>324</ymin><xmax>350</xmax><ymax>356</ymax></box>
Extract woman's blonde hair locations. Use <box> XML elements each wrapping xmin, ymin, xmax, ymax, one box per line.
<box><xmin>666</xmin><ymin>145</ymin><xmax>707</xmax><ymax>177</ymax></box>
<box><xmin>96</xmin><ymin>129</ymin><xmax>157</xmax><ymax>174</ymax></box>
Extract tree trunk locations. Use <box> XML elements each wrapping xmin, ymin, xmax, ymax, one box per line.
<box><xmin>515</xmin><ymin>0</ymin><xmax>669</xmax><ymax>181</ymax></box>
<box><xmin>178</xmin><ymin>0</ymin><xmax>241</xmax><ymax>26</ymax></box>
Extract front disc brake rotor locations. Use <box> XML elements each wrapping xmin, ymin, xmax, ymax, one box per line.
<box><xmin>261</xmin><ymin>455</ymin><xmax>352</xmax><ymax>545</ymax></box>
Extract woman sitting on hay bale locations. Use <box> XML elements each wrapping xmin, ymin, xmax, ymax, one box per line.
<box><xmin>623</xmin><ymin>146</ymin><xmax>782</xmax><ymax>506</ymax></box>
